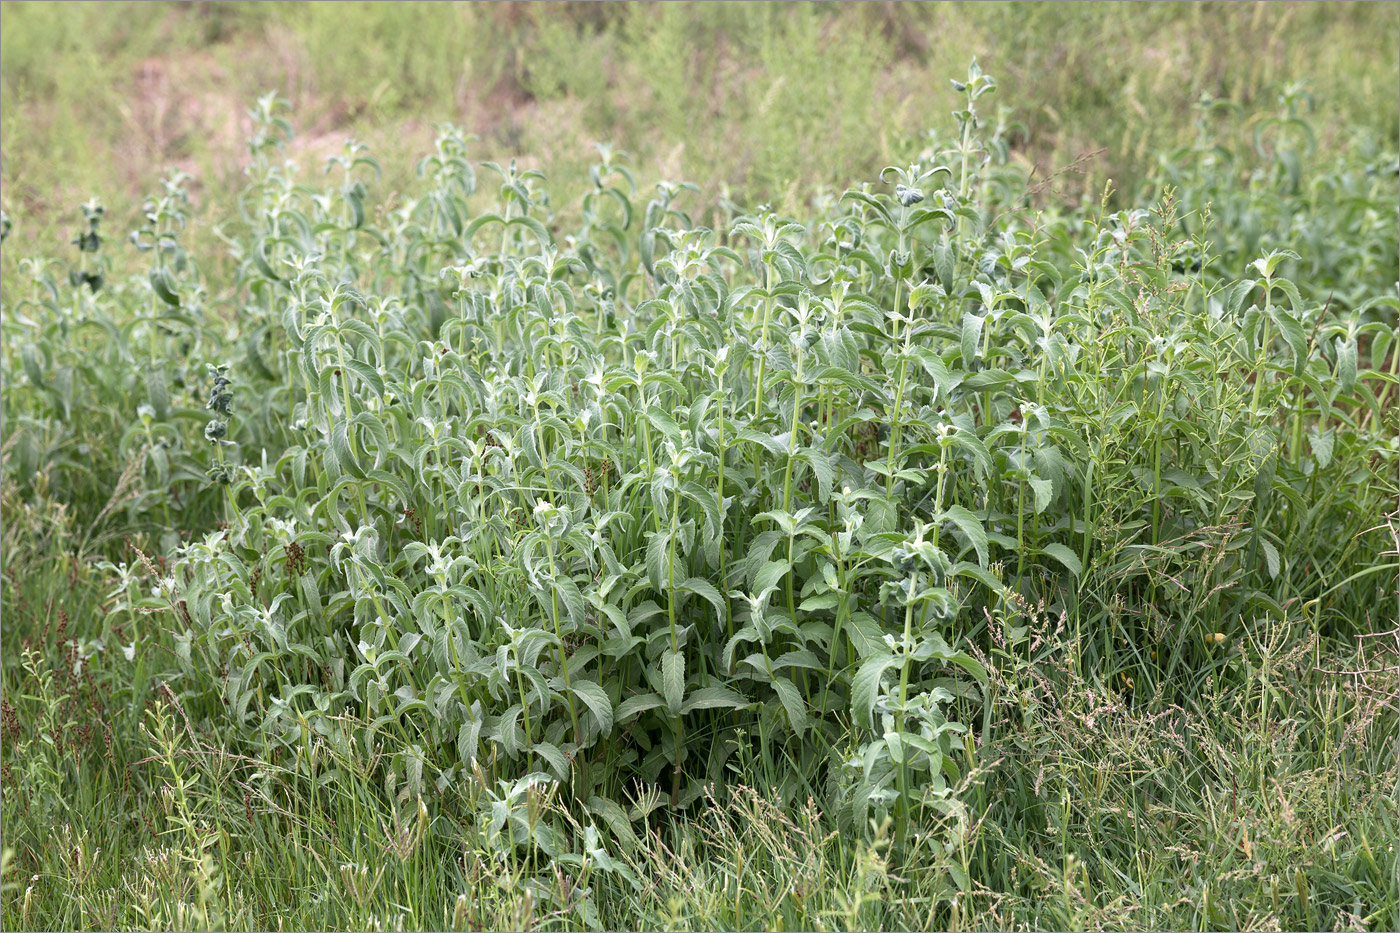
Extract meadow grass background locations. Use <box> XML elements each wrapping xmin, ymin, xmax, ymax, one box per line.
<box><xmin>4</xmin><ymin>1</ymin><xmax>1398</xmax><ymax>241</ymax></box>
<box><xmin>1</xmin><ymin>3</ymin><xmax>1397</xmax><ymax>931</ymax></box>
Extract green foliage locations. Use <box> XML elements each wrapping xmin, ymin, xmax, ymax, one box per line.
<box><xmin>4</xmin><ymin>2</ymin><xmax>1398</xmax><ymax>255</ymax></box>
<box><xmin>2</xmin><ymin>54</ymin><xmax>1396</xmax><ymax>932</ymax></box>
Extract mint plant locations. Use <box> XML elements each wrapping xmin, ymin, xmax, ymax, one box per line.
<box><xmin>3</xmin><ymin>62</ymin><xmax>1394</xmax><ymax>902</ymax></box>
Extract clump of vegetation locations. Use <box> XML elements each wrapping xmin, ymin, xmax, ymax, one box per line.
<box><xmin>2</xmin><ymin>59</ymin><xmax>1395</xmax><ymax>932</ymax></box>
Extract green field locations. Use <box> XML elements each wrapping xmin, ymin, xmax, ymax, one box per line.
<box><xmin>2</xmin><ymin>3</ymin><xmax>1397</xmax><ymax>931</ymax></box>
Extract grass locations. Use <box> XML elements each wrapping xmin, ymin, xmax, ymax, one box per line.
<box><xmin>3</xmin><ymin>2</ymin><xmax>1398</xmax><ymax>242</ymax></box>
<box><xmin>3</xmin><ymin>535</ymin><xmax>1395</xmax><ymax>931</ymax></box>
<box><xmin>2</xmin><ymin>5</ymin><xmax>1399</xmax><ymax>932</ymax></box>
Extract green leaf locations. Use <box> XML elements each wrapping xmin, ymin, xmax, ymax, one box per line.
<box><xmin>773</xmin><ymin>648</ymin><xmax>822</xmax><ymax>671</ymax></box>
<box><xmin>1309</xmin><ymin>427</ymin><xmax>1334</xmax><ymax>470</ymax></box>
<box><xmin>1272</xmin><ymin>275</ymin><xmax>1304</xmax><ymax>313</ymax></box>
<box><xmin>952</xmin><ymin>561</ymin><xmax>1004</xmax><ymax>595</ymax></box>
<box><xmin>1335</xmin><ymin>336</ymin><xmax>1358</xmax><ymax>393</ymax></box>
<box><xmin>1227</xmin><ymin>279</ymin><xmax>1257</xmax><ymax>316</ymax></box>
<box><xmin>570</xmin><ymin>679</ymin><xmax>614</xmax><ymax>735</ymax></box>
<box><xmin>928</xmin><ymin>641</ymin><xmax>988</xmax><ymax>684</ymax></box>
<box><xmin>149</xmin><ymin>268</ymin><xmax>180</xmax><ymax>307</ymax></box>
<box><xmin>962</xmin><ymin>369</ymin><xmax>1014</xmax><ymax>391</ymax></box>
<box><xmin>661</xmin><ymin>649</ymin><xmax>685</xmax><ymax>716</ymax></box>
<box><xmin>754</xmin><ymin>559</ymin><xmax>791</xmax><ymax>597</ymax></box>
<box><xmin>950</xmin><ymin>430</ymin><xmax>993</xmax><ymax>479</ymax></box>
<box><xmin>942</xmin><ymin>504</ymin><xmax>989</xmax><ymax>567</ymax></box>
<box><xmin>798</xmin><ymin>593</ymin><xmax>838</xmax><ymax>612</ymax></box>
<box><xmin>678</xmin><ymin>577</ymin><xmax>726</xmax><ymax>629</ymax></box>
<box><xmin>342</xmin><ymin>358</ymin><xmax>384</xmax><ymax>399</ymax></box>
<box><xmin>20</xmin><ymin>346</ymin><xmax>47</xmax><ymax>390</ymax></box>
<box><xmin>1267</xmin><ymin>304</ymin><xmax>1307</xmax><ymax>366</ymax></box>
<box><xmin>336</xmin><ymin>318</ymin><xmax>383</xmax><ymax>360</ymax></box>
<box><xmin>587</xmin><ymin>795</ymin><xmax>642</xmax><ymax>853</ymax></box>
<box><xmin>533</xmin><ymin>741</ymin><xmax>569</xmax><ymax>779</ymax></box>
<box><xmin>556</xmin><ymin>575</ymin><xmax>586</xmax><ymax>629</ymax></box>
<box><xmin>616</xmin><ymin>693</ymin><xmax>666</xmax><ymax>723</ymax></box>
<box><xmin>883</xmin><ymin>730</ymin><xmax>905</xmax><ymax>765</ymax></box>
<box><xmin>680</xmin><ymin>684</ymin><xmax>748</xmax><ymax>714</ymax></box>
<box><xmin>1028</xmin><ymin>476</ymin><xmax>1053</xmax><ymax>514</ymax></box>
<box><xmin>912</xmin><ymin>346</ymin><xmax>959</xmax><ymax>402</ymax></box>
<box><xmin>252</xmin><ymin>238</ymin><xmax>282</xmax><ymax>281</ymax></box>
<box><xmin>329</xmin><ymin>421</ymin><xmax>364</xmax><ymax>479</ymax></box>
<box><xmin>644</xmin><ymin>405</ymin><xmax>682</xmax><ymax>445</ymax></box>
<box><xmin>1261</xmin><ymin>538</ymin><xmax>1280</xmax><ymax>580</ymax></box>
<box><xmin>961</xmin><ymin>312</ymin><xmax>984</xmax><ymax>365</ymax></box>
<box><xmin>852</xmin><ymin>653</ymin><xmax>901</xmax><ymax>730</ymax></box>
<box><xmin>846</xmin><ymin>612</ymin><xmax>888</xmax><ymax>660</ymax></box>
<box><xmin>1039</xmin><ymin>542</ymin><xmax>1082</xmax><ymax>578</ymax></box>
<box><xmin>771</xmin><ymin>677</ymin><xmax>807</xmax><ymax>737</ymax></box>
<box><xmin>145</xmin><ymin>365</ymin><xmax>170</xmax><ymax>420</ymax></box>
<box><xmin>932</xmin><ymin>242</ymin><xmax>954</xmax><ymax>290</ymax></box>
<box><xmin>457</xmin><ymin>720</ymin><xmax>481</xmax><ymax>764</ymax></box>
<box><xmin>798</xmin><ymin>447</ymin><xmax>835</xmax><ymax>502</ymax></box>
<box><xmin>645</xmin><ymin>529</ymin><xmax>670</xmax><ymax>593</ymax></box>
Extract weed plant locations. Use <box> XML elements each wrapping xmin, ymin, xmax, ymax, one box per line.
<box><xmin>2</xmin><ymin>63</ymin><xmax>1396</xmax><ymax>931</ymax></box>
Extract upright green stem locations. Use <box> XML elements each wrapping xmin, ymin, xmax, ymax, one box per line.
<box><xmin>1251</xmin><ymin>284</ymin><xmax>1274</xmax><ymax>419</ymax></box>
<box><xmin>667</xmin><ymin>496</ymin><xmax>680</xmax><ymax>653</ymax></box>
<box><xmin>956</xmin><ymin>110</ymin><xmax>974</xmax><ymax>246</ymax></box>
<box><xmin>1079</xmin><ymin>457</ymin><xmax>1096</xmax><ymax>588</ymax></box>
<box><xmin>334</xmin><ymin>336</ymin><xmax>372</xmax><ymax>527</ymax></box>
<box><xmin>214</xmin><ymin>443</ymin><xmax>243</xmax><ymax>529</ymax></box>
<box><xmin>639</xmin><ymin>398</ymin><xmax>660</xmax><ymax>533</ymax></box>
<box><xmin>1151</xmin><ymin>370</ymin><xmax>1167</xmax><ymax>544</ymax></box>
<box><xmin>1015</xmin><ymin>428</ymin><xmax>1027</xmax><ymax>592</ymax></box>
<box><xmin>932</xmin><ymin>439</ymin><xmax>950</xmax><ymax>540</ymax></box>
<box><xmin>895</xmin><ymin>596</ymin><xmax>916</xmax><ymax>848</ymax></box>
<box><xmin>753</xmin><ymin>261</ymin><xmax>774</xmax><ymax>422</ymax></box>
<box><xmin>885</xmin><ymin>289</ymin><xmax>914</xmax><ymax>498</ymax></box>
<box><xmin>716</xmin><ymin>379</ymin><xmax>733</xmax><ymax>639</ymax></box>
<box><xmin>817</xmin><ymin>540</ymin><xmax>850</xmax><ymax>722</ymax></box>
<box><xmin>667</xmin><ymin>485</ymin><xmax>685</xmax><ymax>806</ymax></box>
<box><xmin>543</xmin><ymin>537</ymin><xmax>582</xmax><ymax>751</ymax></box>
<box><xmin>781</xmin><ymin>350</ymin><xmax>804</xmax><ymax>633</ymax></box>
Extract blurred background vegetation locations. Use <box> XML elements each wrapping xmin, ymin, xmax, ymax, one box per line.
<box><xmin>3</xmin><ymin>0</ymin><xmax>1397</xmax><ymax>253</ymax></box>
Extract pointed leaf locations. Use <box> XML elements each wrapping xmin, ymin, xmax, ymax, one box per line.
<box><xmin>771</xmin><ymin>677</ymin><xmax>807</xmax><ymax>737</ymax></box>
<box><xmin>852</xmin><ymin>653</ymin><xmax>901</xmax><ymax>730</ymax></box>
<box><xmin>570</xmin><ymin>679</ymin><xmax>614</xmax><ymax>735</ymax></box>
<box><xmin>942</xmin><ymin>504</ymin><xmax>989</xmax><ymax>567</ymax></box>
<box><xmin>661</xmin><ymin>649</ymin><xmax>685</xmax><ymax>716</ymax></box>
<box><xmin>678</xmin><ymin>577</ymin><xmax>726</xmax><ymax>629</ymax></box>
<box><xmin>1261</xmin><ymin>539</ymin><xmax>1280</xmax><ymax>580</ymax></box>
<box><xmin>616</xmin><ymin>692</ymin><xmax>666</xmax><ymax>723</ymax></box>
<box><xmin>532</xmin><ymin>741</ymin><xmax>569</xmax><ymax>779</ymax></box>
<box><xmin>961</xmin><ymin>312</ymin><xmax>984</xmax><ymax>365</ymax></box>
<box><xmin>1028</xmin><ymin>476</ymin><xmax>1053</xmax><ymax>515</ymax></box>
<box><xmin>754</xmin><ymin>559</ymin><xmax>791</xmax><ymax>597</ymax></box>
<box><xmin>1039</xmin><ymin>542</ymin><xmax>1082</xmax><ymax>578</ymax></box>
<box><xmin>680</xmin><ymin>684</ymin><xmax>748</xmax><ymax>714</ymax></box>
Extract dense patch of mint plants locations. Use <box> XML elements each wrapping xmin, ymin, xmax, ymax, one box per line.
<box><xmin>3</xmin><ymin>66</ymin><xmax>1395</xmax><ymax>858</ymax></box>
